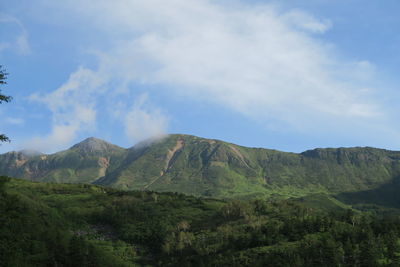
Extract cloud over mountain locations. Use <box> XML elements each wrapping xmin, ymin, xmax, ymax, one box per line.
<box><xmin>22</xmin><ymin>0</ymin><xmax>394</xmax><ymax>152</ymax></box>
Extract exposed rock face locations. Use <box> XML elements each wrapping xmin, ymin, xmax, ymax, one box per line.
<box><xmin>98</xmin><ymin>157</ymin><xmax>110</xmax><ymax>178</ymax></box>
<box><xmin>0</xmin><ymin>150</ymin><xmax>42</xmax><ymax>177</ymax></box>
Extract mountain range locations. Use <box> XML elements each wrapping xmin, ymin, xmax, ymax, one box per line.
<box><xmin>3</xmin><ymin>134</ymin><xmax>400</xmax><ymax>266</ymax></box>
<box><xmin>1</xmin><ymin>134</ymin><xmax>400</xmax><ymax>203</ymax></box>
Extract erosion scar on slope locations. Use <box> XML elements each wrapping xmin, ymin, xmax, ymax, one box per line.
<box><xmin>143</xmin><ymin>139</ymin><xmax>185</xmax><ymax>189</ymax></box>
<box><xmin>98</xmin><ymin>157</ymin><xmax>110</xmax><ymax>178</ymax></box>
<box><xmin>229</xmin><ymin>145</ymin><xmax>251</xmax><ymax>169</ymax></box>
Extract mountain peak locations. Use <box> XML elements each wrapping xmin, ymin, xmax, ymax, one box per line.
<box><xmin>70</xmin><ymin>137</ymin><xmax>123</xmax><ymax>154</ymax></box>
<box><xmin>18</xmin><ymin>149</ymin><xmax>44</xmax><ymax>157</ymax></box>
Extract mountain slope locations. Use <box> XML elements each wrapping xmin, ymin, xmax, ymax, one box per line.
<box><xmin>100</xmin><ymin>134</ymin><xmax>400</xmax><ymax>198</ymax></box>
<box><xmin>1</xmin><ymin>134</ymin><xmax>400</xmax><ymax>199</ymax></box>
<box><xmin>0</xmin><ymin>137</ymin><xmax>126</xmax><ymax>184</ymax></box>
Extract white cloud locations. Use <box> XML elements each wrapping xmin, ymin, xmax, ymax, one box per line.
<box><xmin>124</xmin><ymin>94</ymin><xmax>169</xmax><ymax>143</ymax></box>
<box><xmin>28</xmin><ymin>124</ymin><xmax>80</xmax><ymax>153</ymax></box>
<box><xmin>78</xmin><ymin>0</ymin><xmax>380</xmax><ymax>125</ymax></box>
<box><xmin>0</xmin><ymin>14</ymin><xmax>31</xmax><ymax>55</ymax></box>
<box><xmin>28</xmin><ymin>0</ymin><xmax>390</xmax><ymax>149</ymax></box>
<box><xmin>28</xmin><ymin>67</ymin><xmax>103</xmax><ymax>152</ymax></box>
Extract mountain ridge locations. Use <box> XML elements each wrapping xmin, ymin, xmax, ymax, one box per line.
<box><xmin>1</xmin><ymin>134</ymin><xmax>400</xmax><ymax>200</ymax></box>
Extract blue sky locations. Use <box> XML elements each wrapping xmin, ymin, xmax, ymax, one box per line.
<box><xmin>1</xmin><ymin>0</ymin><xmax>400</xmax><ymax>153</ymax></box>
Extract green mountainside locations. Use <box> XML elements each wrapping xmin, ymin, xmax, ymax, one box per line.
<box><xmin>2</xmin><ymin>176</ymin><xmax>400</xmax><ymax>266</ymax></box>
<box><xmin>1</xmin><ymin>134</ymin><xmax>400</xmax><ymax>202</ymax></box>
<box><xmin>0</xmin><ymin>137</ymin><xmax>126</xmax><ymax>184</ymax></box>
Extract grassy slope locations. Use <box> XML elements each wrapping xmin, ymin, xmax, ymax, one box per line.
<box><xmin>102</xmin><ymin>135</ymin><xmax>400</xmax><ymax>202</ymax></box>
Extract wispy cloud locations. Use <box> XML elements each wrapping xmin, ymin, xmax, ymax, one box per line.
<box><xmin>28</xmin><ymin>67</ymin><xmax>104</xmax><ymax>152</ymax></box>
<box><xmin>77</xmin><ymin>1</ymin><xmax>380</xmax><ymax>123</ymax></box>
<box><xmin>124</xmin><ymin>94</ymin><xmax>169</xmax><ymax>143</ymax></box>
<box><xmin>0</xmin><ymin>14</ymin><xmax>31</xmax><ymax>55</ymax></box>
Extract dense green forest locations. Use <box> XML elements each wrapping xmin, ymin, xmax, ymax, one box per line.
<box><xmin>2</xmin><ymin>176</ymin><xmax>400</xmax><ymax>266</ymax></box>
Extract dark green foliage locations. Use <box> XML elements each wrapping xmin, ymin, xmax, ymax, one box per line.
<box><xmin>3</xmin><ymin>177</ymin><xmax>400</xmax><ymax>266</ymax></box>
<box><xmin>0</xmin><ymin>176</ymin><xmax>69</xmax><ymax>266</ymax></box>
<box><xmin>0</xmin><ymin>65</ymin><xmax>11</xmax><ymax>102</ymax></box>
<box><xmin>0</xmin><ymin>65</ymin><xmax>11</xmax><ymax>143</ymax></box>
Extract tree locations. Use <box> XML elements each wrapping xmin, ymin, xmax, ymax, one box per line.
<box><xmin>0</xmin><ymin>65</ymin><xmax>11</xmax><ymax>143</ymax></box>
<box><xmin>386</xmin><ymin>232</ymin><xmax>400</xmax><ymax>265</ymax></box>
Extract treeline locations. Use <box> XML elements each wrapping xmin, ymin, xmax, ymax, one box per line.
<box><xmin>2</xmin><ymin>177</ymin><xmax>400</xmax><ymax>266</ymax></box>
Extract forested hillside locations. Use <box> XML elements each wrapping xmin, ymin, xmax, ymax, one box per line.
<box><xmin>2</xmin><ymin>176</ymin><xmax>400</xmax><ymax>266</ymax></box>
<box><xmin>1</xmin><ymin>134</ymin><xmax>400</xmax><ymax>201</ymax></box>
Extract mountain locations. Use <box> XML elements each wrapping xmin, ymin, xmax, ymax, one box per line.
<box><xmin>97</xmin><ymin>134</ymin><xmax>400</xmax><ymax>199</ymax></box>
<box><xmin>0</xmin><ymin>137</ymin><xmax>126</xmax><ymax>184</ymax></box>
<box><xmin>70</xmin><ymin>137</ymin><xmax>124</xmax><ymax>156</ymax></box>
<box><xmin>1</xmin><ymin>134</ymin><xmax>400</xmax><ymax>200</ymax></box>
